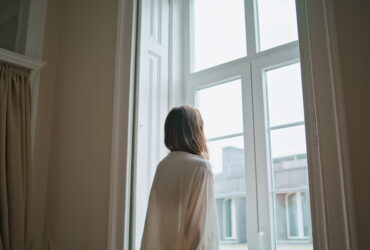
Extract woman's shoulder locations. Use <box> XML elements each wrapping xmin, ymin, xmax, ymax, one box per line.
<box><xmin>160</xmin><ymin>151</ymin><xmax>211</xmax><ymax>171</ymax></box>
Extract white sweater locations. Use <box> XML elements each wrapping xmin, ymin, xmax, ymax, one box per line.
<box><xmin>140</xmin><ymin>151</ymin><xmax>220</xmax><ymax>250</ymax></box>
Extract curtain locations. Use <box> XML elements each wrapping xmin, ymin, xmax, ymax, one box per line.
<box><xmin>0</xmin><ymin>63</ymin><xmax>32</xmax><ymax>250</ymax></box>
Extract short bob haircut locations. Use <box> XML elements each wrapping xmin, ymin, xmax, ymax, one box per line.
<box><xmin>164</xmin><ymin>105</ymin><xmax>208</xmax><ymax>159</ymax></box>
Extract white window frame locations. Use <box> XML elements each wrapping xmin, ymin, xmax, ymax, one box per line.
<box><xmin>109</xmin><ymin>0</ymin><xmax>359</xmax><ymax>250</ymax></box>
<box><xmin>251</xmin><ymin>50</ymin><xmax>312</xmax><ymax>249</ymax></box>
<box><xmin>285</xmin><ymin>192</ymin><xmax>310</xmax><ymax>240</ymax></box>
<box><xmin>186</xmin><ymin>0</ymin><xmax>308</xmax><ymax>249</ymax></box>
<box><xmin>222</xmin><ymin>198</ymin><xmax>238</xmax><ymax>240</ymax></box>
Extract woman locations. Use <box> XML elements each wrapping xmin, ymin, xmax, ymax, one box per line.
<box><xmin>140</xmin><ymin>105</ymin><xmax>219</xmax><ymax>250</ymax></box>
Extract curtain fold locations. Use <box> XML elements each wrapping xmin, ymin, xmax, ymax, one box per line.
<box><xmin>0</xmin><ymin>63</ymin><xmax>32</xmax><ymax>250</ymax></box>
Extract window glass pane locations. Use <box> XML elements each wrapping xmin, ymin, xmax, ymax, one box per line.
<box><xmin>0</xmin><ymin>0</ymin><xmax>29</xmax><ymax>54</ymax></box>
<box><xmin>193</xmin><ymin>0</ymin><xmax>247</xmax><ymax>71</ymax></box>
<box><xmin>198</xmin><ymin>79</ymin><xmax>243</xmax><ymax>139</ymax></box>
<box><xmin>266</xmin><ymin>63</ymin><xmax>304</xmax><ymax>127</ymax></box>
<box><xmin>256</xmin><ymin>0</ymin><xmax>298</xmax><ymax>51</ymax></box>
<box><xmin>208</xmin><ymin>136</ymin><xmax>247</xmax><ymax>248</ymax></box>
<box><xmin>270</xmin><ymin>125</ymin><xmax>307</xmax><ymax>159</ymax></box>
<box><xmin>264</xmin><ymin>63</ymin><xmax>313</xmax><ymax>249</ymax></box>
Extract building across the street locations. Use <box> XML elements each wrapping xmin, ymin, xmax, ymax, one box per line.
<box><xmin>214</xmin><ymin>146</ymin><xmax>312</xmax><ymax>246</ymax></box>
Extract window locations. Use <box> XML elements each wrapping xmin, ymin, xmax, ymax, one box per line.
<box><xmin>255</xmin><ymin>0</ymin><xmax>299</xmax><ymax>51</ymax></box>
<box><xmin>0</xmin><ymin>0</ymin><xmax>31</xmax><ymax>54</ymax></box>
<box><xmin>223</xmin><ymin>198</ymin><xmax>238</xmax><ymax>239</ymax></box>
<box><xmin>188</xmin><ymin>1</ymin><xmax>313</xmax><ymax>250</ymax></box>
<box><xmin>263</xmin><ymin>63</ymin><xmax>312</xmax><ymax>247</ymax></box>
<box><xmin>192</xmin><ymin>0</ymin><xmax>247</xmax><ymax>72</ymax></box>
<box><xmin>198</xmin><ymin>79</ymin><xmax>246</xmax><ymax>247</ymax></box>
<box><xmin>127</xmin><ymin>0</ymin><xmax>356</xmax><ymax>249</ymax></box>
<box><xmin>133</xmin><ymin>0</ymin><xmax>313</xmax><ymax>249</ymax></box>
<box><xmin>285</xmin><ymin>192</ymin><xmax>310</xmax><ymax>239</ymax></box>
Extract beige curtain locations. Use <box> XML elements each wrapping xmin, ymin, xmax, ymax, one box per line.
<box><xmin>0</xmin><ymin>63</ymin><xmax>32</xmax><ymax>250</ymax></box>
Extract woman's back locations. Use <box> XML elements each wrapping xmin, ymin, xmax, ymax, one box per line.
<box><xmin>140</xmin><ymin>151</ymin><xmax>219</xmax><ymax>250</ymax></box>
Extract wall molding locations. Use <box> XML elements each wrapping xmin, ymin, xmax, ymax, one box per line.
<box><xmin>0</xmin><ymin>48</ymin><xmax>45</xmax><ymax>71</ymax></box>
<box><xmin>107</xmin><ymin>0</ymin><xmax>138</xmax><ymax>249</ymax></box>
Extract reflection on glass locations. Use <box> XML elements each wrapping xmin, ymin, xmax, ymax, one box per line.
<box><xmin>198</xmin><ymin>79</ymin><xmax>243</xmax><ymax>139</ymax></box>
<box><xmin>266</xmin><ymin>63</ymin><xmax>304</xmax><ymax>127</ymax></box>
<box><xmin>256</xmin><ymin>0</ymin><xmax>298</xmax><ymax>51</ymax></box>
<box><xmin>193</xmin><ymin>0</ymin><xmax>247</xmax><ymax>71</ymax></box>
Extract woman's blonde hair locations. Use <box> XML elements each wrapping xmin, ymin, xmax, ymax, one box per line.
<box><xmin>164</xmin><ymin>105</ymin><xmax>209</xmax><ymax>159</ymax></box>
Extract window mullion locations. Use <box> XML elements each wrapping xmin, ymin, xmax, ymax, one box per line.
<box><xmin>251</xmin><ymin>57</ymin><xmax>275</xmax><ymax>250</ymax></box>
<box><xmin>245</xmin><ymin>0</ymin><xmax>258</xmax><ymax>55</ymax></box>
<box><xmin>241</xmin><ymin>63</ymin><xmax>261</xmax><ymax>250</ymax></box>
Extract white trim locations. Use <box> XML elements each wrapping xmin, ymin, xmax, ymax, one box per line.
<box><xmin>107</xmin><ymin>0</ymin><xmax>137</xmax><ymax>249</ymax></box>
<box><xmin>0</xmin><ymin>48</ymin><xmax>45</xmax><ymax>71</ymax></box>
<box><xmin>168</xmin><ymin>0</ymin><xmax>186</xmax><ymax>107</ymax></box>
<box><xmin>188</xmin><ymin>41</ymin><xmax>299</xmax><ymax>80</ymax></box>
<box><xmin>244</xmin><ymin>0</ymin><xmax>258</xmax><ymax>56</ymax></box>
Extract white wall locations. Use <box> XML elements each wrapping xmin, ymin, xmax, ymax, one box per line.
<box><xmin>34</xmin><ymin>0</ymin><xmax>118</xmax><ymax>248</ymax></box>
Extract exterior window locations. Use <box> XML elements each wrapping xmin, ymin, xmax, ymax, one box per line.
<box><xmin>192</xmin><ymin>0</ymin><xmax>247</xmax><ymax>72</ymax></box>
<box><xmin>286</xmin><ymin>192</ymin><xmax>310</xmax><ymax>239</ymax></box>
<box><xmin>223</xmin><ymin>199</ymin><xmax>237</xmax><ymax>239</ymax></box>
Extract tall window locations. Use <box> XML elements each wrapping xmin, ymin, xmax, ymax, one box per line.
<box><xmin>187</xmin><ymin>0</ymin><xmax>312</xmax><ymax>250</ymax></box>
<box><xmin>133</xmin><ymin>0</ymin><xmax>313</xmax><ymax>249</ymax></box>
